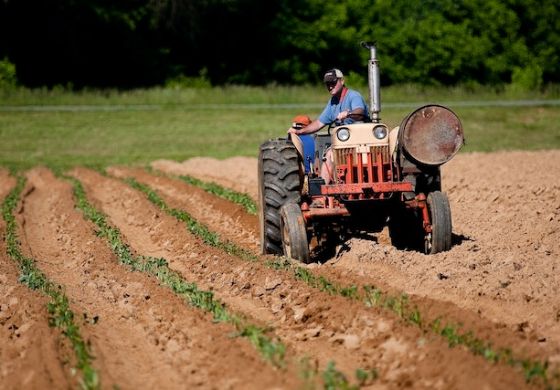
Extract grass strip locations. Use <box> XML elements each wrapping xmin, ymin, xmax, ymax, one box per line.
<box><xmin>118</xmin><ymin>176</ymin><xmax>376</xmax><ymax>388</ymax></box>
<box><xmin>177</xmin><ymin>174</ymin><xmax>257</xmax><ymax>215</ymax></box>
<box><xmin>127</xmin><ymin>177</ymin><xmax>555</xmax><ymax>387</ymax></box>
<box><xmin>1</xmin><ymin>176</ymin><xmax>99</xmax><ymax>390</ymax></box>
<box><xmin>66</xmin><ymin>175</ymin><xmax>286</xmax><ymax>367</ymax></box>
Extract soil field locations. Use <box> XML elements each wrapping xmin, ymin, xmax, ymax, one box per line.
<box><xmin>1</xmin><ymin>149</ymin><xmax>559</xmax><ymax>389</ymax></box>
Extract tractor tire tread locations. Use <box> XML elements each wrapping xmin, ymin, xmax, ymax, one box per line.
<box><xmin>427</xmin><ymin>191</ymin><xmax>452</xmax><ymax>254</ymax></box>
<box><xmin>258</xmin><ymin>138</ymin><xmax>302</xmax><ymax>255</ymax></box>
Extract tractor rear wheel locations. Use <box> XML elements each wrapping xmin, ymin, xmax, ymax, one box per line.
<box><xmin>425</xmin><ymin>191</ymin><xmax>452</xmax><ymax>254</ymax></box>
<box><xmin>258</xmin><ymin>138</ymin><xmax>303</xmax><ymax>255</ymax></box>
<box><xmin>280</xmin><ymin>203</ymin><xmax>310</xmax><ymax>263</ymax></box>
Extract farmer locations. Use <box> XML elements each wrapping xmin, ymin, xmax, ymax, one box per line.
<box><xmin>288</xmin><ymin>68</ymin><xmax>369</xmax><ymax>183</ymax></box>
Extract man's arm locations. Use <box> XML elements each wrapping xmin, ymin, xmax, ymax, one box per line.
<box><xmin>337</xmin><ymin>92</ymin><xmax>368</xmax><ymax>121</ymax></box>
<box><xmin>336</xmin><ymin>107</ymin><xmax>365</xmax><ymax>121</ymax></box>
<box><xmin>288</xmin><ymin>118</ymin><xmax>325</xmax><ymax>135</ymax></box>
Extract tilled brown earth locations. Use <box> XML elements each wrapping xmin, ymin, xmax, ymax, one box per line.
<box><xmin>5</xmin><ymin>167</ymin><xmax>300</xmax><ymax>389</ymax></box>
<box><xmin>2</xmin><ymin>149</ymin><xmax>557</xmax><ymax>388</ymax></box>
<box><xmin>151</xmin><ymin>150</ymin><xmax>560</xmax><ymax>382</ymax></box>
<box><xmin>0</xmin><ymin>170</ymin><xmax>73</xmax><ymax>389</ymax></box>
<box><xmin>105</xmin><ymin>165</ymin><xmax>533</xmax><ymax>388</ymax></box>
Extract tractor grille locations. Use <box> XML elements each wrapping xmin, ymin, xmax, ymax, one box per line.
<box><xmin>333</xmin><ymin>147</ymin><xmax>356</xmax><ymax>166</ymax></box>
<box><xmin>333</xmin><ymin>145</ymin><xmax>390</xmax><ymax>167</ymax></box>
<box><xmin>373</xmin><ymin>145</ymin><xmax>390</xmax><ymax>162</ymax></box>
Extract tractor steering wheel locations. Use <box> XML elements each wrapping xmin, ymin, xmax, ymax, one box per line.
<box><xmin>327</xmin><ymin>120</ymin><xmax>343</xmax><ymax>135</ymax></box>
<box><xmin>327</xmin><ymin>112</ymin><xmax>369</xmax><ymax>134</ymax></box>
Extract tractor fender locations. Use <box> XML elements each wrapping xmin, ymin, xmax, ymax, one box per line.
<box><xmin>290</xmin><ymin>133</ymin><xmax>315</xmax><ymax>174</ymax></box>
<box><xmin>290</xmin><ymin>133</ymin><xmax>305</xmax><ymax>159</ymax></box>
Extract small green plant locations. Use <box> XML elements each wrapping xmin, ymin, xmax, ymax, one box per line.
<box><xmin>2</xmin><ymin>176</ymin><xmax>99</xmax><ymax>390</ymax></box>
<box><xmin>363</xmin><ymin>286</ymin><xmax>383</xmax><ymax>307</ymax></box>
<box><xmin>340</xmin><ymin>285</ymin><xmax>359</xmax><ymax>300</ymax></box>
<box><xmin>292</xmin><ymin>267</ymin><xmax>342</xmax><ymax>295</ymax></box>
<box><xmin>298</xmin><ymin>358</ymin><xmax>376</xmax><ymax>389</ymax></box>
<box><xmin>322</xmin><ymin>361</ymin><xmax>357</xmax><ymax>390</ymax></box>
<box><xmin>355</xmin><ymin>367</ymin><xmax>378</xmax><ymax>386</ymax></box>
<box><xmin>408</xmin><ymin>308</ymin><xmax>422</xmax><ymax>327</ymax></box>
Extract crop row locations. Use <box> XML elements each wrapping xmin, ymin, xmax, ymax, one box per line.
<box><xmin>2</xmin><ymin>177</ymin><xmax>99</xmax><ymax>389</ymax></box>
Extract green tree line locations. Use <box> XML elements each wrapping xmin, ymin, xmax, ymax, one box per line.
<box><xmin>0</xmin><ymin>0</ymin><xmax>558</xmax><ymax>89</ymax></box>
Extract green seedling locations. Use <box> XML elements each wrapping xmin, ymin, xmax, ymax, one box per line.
<box><xmin>178</xmin><ymin>174</ymin><xmax>257</xmax><ymax>215</ymax></box>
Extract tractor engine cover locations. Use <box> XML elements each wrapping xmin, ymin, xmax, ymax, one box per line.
<box><xmin>399</xmin><ymin>105</ymin><xmax>464</xmax><ymax>166</ymax></box>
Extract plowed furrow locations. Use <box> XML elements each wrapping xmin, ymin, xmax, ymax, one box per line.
<box><xmin>20</xmin><ymin>167</ymin><xmax>294</xmax><ymax>389</ymax></box>
<box><xmin>132</xmin><ymin>167</ymin><xmax>258</xmax><ymax>251</ymax></box>
<box><xmin>89</xmin><ymin>167</ymin><xmax>536</xmax><ymax>388</ymax></box>
<box><xmin>0</xmin><ymin>170</ymin><xmax>73</xmax><ymax>389</ymax></box>
<box><xmin>114</xmin><ymin>167</ymin><xmax>552</xmax><ymax>372</ymax></box>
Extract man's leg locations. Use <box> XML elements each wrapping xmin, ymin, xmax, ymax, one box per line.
<box><xmin>320</xmin><ymin>148</ymin><xmax>334</xmax><ymax>184</ymax></box>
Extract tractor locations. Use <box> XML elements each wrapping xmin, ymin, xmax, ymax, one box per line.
<box><xmin>258</xmin><ymin>42</ymin><xmax>464</xmax><ymax>263</ymax></box>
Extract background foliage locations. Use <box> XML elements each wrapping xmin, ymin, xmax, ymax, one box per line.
<box><xmin>1</xmin><ymin>0</ymin><xmax>558</xmax><ymax>89</ymax></box>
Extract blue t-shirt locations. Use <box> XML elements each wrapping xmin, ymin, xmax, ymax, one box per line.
<box><xmin>318</xmin><ymin>88</ymin><xmax>369</xmax><ymax>125</ymax></box>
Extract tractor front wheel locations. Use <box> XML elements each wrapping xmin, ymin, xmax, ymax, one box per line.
<box><xmin>280</xmin><ymin>203</ymin><xmax>310</xmax><ymax>263</ymax></box>
<box><xmin>424</xmin><ymin>191</ymin><xmax>452</xmax><ymax>254</ymax></box>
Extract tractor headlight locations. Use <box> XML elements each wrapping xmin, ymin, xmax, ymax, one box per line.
<box><xmin>373</xmin><ymin>125</ymin><xmax>388</xmax><ymax>140</ymax></box>
<box><xmin>336</xmin><ymin>127</ymin><xmax>350</xmax><ymax>142</ymax></box>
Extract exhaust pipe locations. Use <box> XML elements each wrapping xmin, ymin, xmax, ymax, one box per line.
<box><xmin>361</xmin><ymin>41</ymin><xmax>381</xmax><ymax>123</ymax></box>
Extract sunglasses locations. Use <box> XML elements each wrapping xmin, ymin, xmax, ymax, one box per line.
<box><xmin>325</xmin><ymin>80</ymin><xmax>338</xmax><ymax>88</ymax></box>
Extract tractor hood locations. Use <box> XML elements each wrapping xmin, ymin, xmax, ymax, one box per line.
<box><xmin>398</xmin><ymin>105</ymin><xmax>464</xmax><ymax>166</ymax></box>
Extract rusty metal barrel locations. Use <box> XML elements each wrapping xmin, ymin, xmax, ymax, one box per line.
<box><xmin>399</xmin><ymin>105</ymin><xmax>464</xmax><ymax>166</ymax></box>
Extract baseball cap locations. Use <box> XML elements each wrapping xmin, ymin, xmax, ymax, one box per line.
<box><xmin>323</xmin><ymin>68</ymin><xmax>344</xmax><ymax>83</ymax></box>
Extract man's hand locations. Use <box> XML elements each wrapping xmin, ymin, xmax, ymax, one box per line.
<box><xmin>336</xmin><ymin>110</ymin><xmax>350</xmax><ymax>121</ymax></box>
<box><xmin>287</xmin><ymin>118</ymin><xmax>323</xmax><ymax>135</ymax></box>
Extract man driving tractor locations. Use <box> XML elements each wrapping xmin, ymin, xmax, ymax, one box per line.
<box><xmin>288</xmin><ymin>68</ymin><xmax>369</xmax><ymax>183</ymax></box>
<box><xmin>261</xmin><ymin>43</ymin><xmax>464</xmax><ymax>262</ymax></box>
